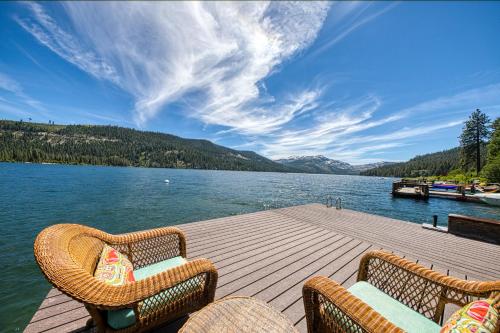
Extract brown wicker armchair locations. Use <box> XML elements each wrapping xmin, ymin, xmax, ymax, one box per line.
<box><xmin>34</xmin><ymin>224</ymin><xmax>218</xmax><ymax>333</ymax></box>
<box><xmin>303</xmin><ymin>250</ymin><xmax>500</xmax><ymax>333</ymax></box>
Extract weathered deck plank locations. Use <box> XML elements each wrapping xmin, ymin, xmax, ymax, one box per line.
<box><xmin>25</xmin><ymin>203</ymin><xmax>500</xmax><ymax>333</ymax></box>
<box><xmin>282</xmin><ymin>244</ymin><xmax>375</xmax><ymax>326</ymax></box>
<box><xmin>212</xmin><ymin>226</ymin><xmax>326</xmax><ymax>267</ymax></box>
<box><xmin>216</xmin><ymin>230</ymin><xmax>342</xmax><ymax>278</ymax></box>
<box><xmin>216</xmin><ymin>236</ymin><xmax>354</xmax><ymax>298</ymax></box>
<box><xmin>276</xmin><ymin>206</ymin><xmax>499</xmax><ymax>278</ymax></box>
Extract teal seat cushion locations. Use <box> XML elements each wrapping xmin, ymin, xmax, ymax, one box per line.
<box><xmin>107</xmin><ymin>256</ymin><xmax>190</xmax><ymax>330</ymax></box>
<box><xmin>344</xmin><ymin>281</ymin><xmax>441</xmax><ymax>333</ymax></box>
<box><xmin>133</xmin><ymin>256</ymin><xmax>187</xmax><ymax>281</ymax></box>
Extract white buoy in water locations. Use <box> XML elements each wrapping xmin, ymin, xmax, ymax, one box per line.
<box><xmin>164</xmin><ymin>179</ymin><xmax>170</xmax><ymax>183</ymax></box>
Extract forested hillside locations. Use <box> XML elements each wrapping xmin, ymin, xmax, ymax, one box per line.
<box><xmin>361</xmin><ymin>148</ymin><xmax>463</xmax><ymax>177</ymax></box>
<box><xmin>0</xmin><ymin>120</ymin><xmax>291</xmax><ymax>172</ymax></box>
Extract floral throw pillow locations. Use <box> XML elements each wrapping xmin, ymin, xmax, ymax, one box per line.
<box><xmin>440</xmin><ymin>299</ymin><xmax>498</xmax><ymax>333</ymax></box>
<box><xmin>94</xmin><ymin>245</ymin><xmax>135</xmax><ymax>285</ymax></box>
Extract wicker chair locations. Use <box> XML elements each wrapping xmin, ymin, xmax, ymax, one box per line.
<box><xmin>303</xmin><ymin>250</ymin><xmax>500</xmax><ymax>333</ymax></box>
<box><xmin>34</xmin><ymin>224</ymin><xmax>218</xmax><ymax>333</ymax></box>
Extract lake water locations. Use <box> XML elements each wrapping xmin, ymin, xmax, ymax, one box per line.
<box><xmin>1</xmin><ymin>162</ymin><xmax>499</xmax><ymax>331</ymax></box>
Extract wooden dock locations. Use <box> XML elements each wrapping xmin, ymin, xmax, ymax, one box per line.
<box><xmin>25</xmin><ymin>204</ymin><xmax>500</xmax><ymax>333</ymax></box>
<box><xmin>392</xmin><ymin>180</ymin><xmax>429</xmax><ymax>199</ymax></box>
<box><xmin>392</xmin><ymin>180</ymin><xmax>484</xmax><ymax>203</ymax></box>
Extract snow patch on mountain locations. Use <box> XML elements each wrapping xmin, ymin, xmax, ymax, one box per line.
<box><xmin>275</xmin><ymin>155</ymin><xmax>395</xmax><ymax>174</ymax></box>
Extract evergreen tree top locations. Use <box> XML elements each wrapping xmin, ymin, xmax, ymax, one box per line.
<box><xmin>459</xmin><ymin>108</ymin><xmax>491</xmax><ymax>146</ymax></box>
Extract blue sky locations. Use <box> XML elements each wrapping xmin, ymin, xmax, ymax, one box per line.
<box><xmin>1</xmin><ymin>2</ymin><xmax>500</xmax><ymax>164</ymax></box>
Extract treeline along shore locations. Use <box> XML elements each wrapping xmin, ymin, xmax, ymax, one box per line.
<box><xmin>361</xmin><ymin>147</ymin><xmax>465</xmax><ymax>177</ymax></box>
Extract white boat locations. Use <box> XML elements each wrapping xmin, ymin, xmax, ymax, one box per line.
<box><xmin>475</xmin><ymin>193</ymin><xmax>500</xmax><ymax>206</ymax></box>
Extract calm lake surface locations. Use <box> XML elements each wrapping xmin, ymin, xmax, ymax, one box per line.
<box><xmin>1</xmin><ymin>162</ymin><xmax>499</xmax><ymax>330</ymax></box>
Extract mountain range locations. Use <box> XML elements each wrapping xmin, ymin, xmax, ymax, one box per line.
<box><xmin>274</xmin><ymin>155</ymin><xmax>396</xmax><ymax>175</ymax></box>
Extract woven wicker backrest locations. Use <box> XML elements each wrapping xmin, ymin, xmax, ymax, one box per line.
<box><xmin>360</xmin><ymin>255</ymin><xmax>445</xmax><ymax>320</ymax></box>
<box><xmin>125</xmin><ymin>232</ymin><xmax>183</xmax><ymax>269</ymax></box>
<box><xmin>358</xmin><ymin>252</ymin><xmax>497</xmax><ymax>323</ymax></box>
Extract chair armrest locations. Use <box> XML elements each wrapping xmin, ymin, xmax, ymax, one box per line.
<box><xmin>76</xmin><ymin>258</ymin><xmax>217</xmax><ymax>309</ymax></box>
<box><xmin>303</xmin><ymin>276</ymin><xmax>403</xmax><ymax>333</ymax></box>
<box><xmin>105</xmin><ymin>227</ymin><xmax>187</xmax><ymax>267</ymax></box>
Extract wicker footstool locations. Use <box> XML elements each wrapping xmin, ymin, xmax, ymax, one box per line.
<box><xmin>179</xmin><ymin>296</ymin><xmax>298</xmax><ymax>333</ymax></box>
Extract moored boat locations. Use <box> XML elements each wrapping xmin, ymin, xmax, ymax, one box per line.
<box><xmin>432</xmin><ymin>184</ymin><xmax>458</xmax><ymax>190</ymax></box>
<box><xmin>474</xmin><ymin>193</ymin><xmax>500</xmax><ymax>206</ymax></box>
<box><xmin>482</xmin><ymin>184</ymin><xmax>500</xmax><ymax>193</ymax></box>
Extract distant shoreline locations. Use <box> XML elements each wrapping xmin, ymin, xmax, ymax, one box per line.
<box><xmin>1</xmin><ymin>160</ymin><xmax>386</xmax><ymax>177</ymax></box>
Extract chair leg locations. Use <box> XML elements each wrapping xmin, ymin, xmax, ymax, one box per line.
<box><xmin>85</xmin><ymin>305</ymin><xmax>107</xmax><ymax>333</ymax></box>
<box><xmin>85</xmin><ymin>317</ymin><xmax>94</xmax><ymax>328</ymax></box>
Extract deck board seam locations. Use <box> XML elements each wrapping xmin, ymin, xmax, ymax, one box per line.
<box><xmin>29</xmin><ymin>304</ymin><xmax>84</xmax><ymax>325</ymax></box>
<box><xmin>186</xmin><ymin>214</ymin><xmax>299</xmax><ymax>246</ymax></box>
<box><xmin>264</xmin><ymin>241</ymin><xmax>369</xmax><ymax>303</ymax></box>
<box><xmin>215</xmin><ymin>227</ymin><xmax>332</xmax><ymax>270</ymax></box>
<box><xmin>204</xmin><ymin>225</ymin><xmax>325</xmax><ymax>264</ymax></box>
<box><xmin>177</xmin><ymin>210</ymin><xmax>291</xmax><ymax>235</ymax></box>
<box><xmin>281</xmin><ymin>210</ymin><xmax>500</xmax><ymax>274</ymax></box>
<box><xmin>307</xmin><ymin>206</ymin><xmax>500</xmax><ymax>258</ymax></box>
<box><xmin>218</xmin><ymin>236</ymin><xmax>353</xmax><ymax>289</ymax></box>
<box><xmin>188</xmin><ymin>219</ymin><xmax>304</xmax><ymax>252</ymax></box>
<box><xmin>288</xmin><ymin>244</ymin><xmax>374</xmax><ymax>325</ymax></box>
<box><xmin>218</xmin><ymin>233</ymin><xmax>347</xmax><ymax>279</ymax></box>
<box><xmin>219</xmin><ymin>236</ymin><xmax>355</xmax><ymax>296</ymax></box>
<box><xmin>188</xmin><ymin>219</ymin><xmax>310</xmax><ymax>253</ymax></box>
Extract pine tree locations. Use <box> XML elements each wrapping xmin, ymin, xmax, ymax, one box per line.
<box><xmin>486</xmin><ymin>118</ymin><xmax>500</xmax><ymax>161</ymax></box>
<box><xmin>459</xmin><ymin>109</ymin><xmax>490</xmax><ymax>175</ymax></box>
<box><xmin>482</xmin><ymin>117</ymin><xmax>500</xmax><ymax>182</ymax></box>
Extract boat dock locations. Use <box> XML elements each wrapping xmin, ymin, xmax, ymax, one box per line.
<box><xmin>392</xmin><ymin>180</ymin><xmax>429</xmax><ymax>199</ymax></box>
<box><xmin>392</xmin><ymin>180</ymin><xmax>483</xmax><ymax>202</ymax></box>
<box><xmin>24</xmin><ymin>204</ymin><xmax>500</xmax><ymax>333</ymax></box>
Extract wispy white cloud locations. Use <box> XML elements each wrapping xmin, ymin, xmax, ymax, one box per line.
<box><xmin>0</xmin><ymin>98</ymin><xmax>33</xmax><ymax>119</ymax></box>
<box><xmin>0</xmin><ymin>71</ymin><xmax>127</xmax><ymax>124</ymax></box>
<box><xmin>15</xmin><ymin>3</ymin><xmax>118</xmax><ymax>83</ymax></box>
<box><xmin>254</xmin><ymin>84</ymin><xmax>500</xmax><ymax>162</ymax></box>
<box><xmin>17</xmin><ymin>2</ymin><xmax>330</xmax><ymax>133</ymax></box>
<box><xmin>0</xmin><ymin>72</ymin><xmax>23</xmax><ymax>94</ymax></box>
<box><xmin>338</xmin><ymin>121</ymin><xmax>463</xmax><ymax>148</ymax></box>
<box><xmin>309</xmin><ymin>2</ymin><xmax>398</xmax><ymax>57</ymax></box>
<box><xmin>397</xmin><ymin>83</ymin><xmax>500</xmax><ymax>118</ymax></box>
<box><xmin>268</xmin><ymin>97</ymin><xmax>380</xmax><ymax>146</ymax></box>
<box><xmin>0</xmin><ymin>71</ymin><xmax>45</xmax><ymax>112</ymax></box>
<box><xmin>328</xmin><ymin>142</ymin><xmax>409</xmax><ymax>165</ymax></box>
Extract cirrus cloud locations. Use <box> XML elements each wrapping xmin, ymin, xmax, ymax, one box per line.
<box><xmin>16</xmin><ymin>1</ymin><xmax>330</xmax><ymax>134</ymax></box>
